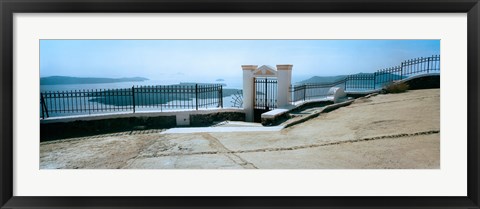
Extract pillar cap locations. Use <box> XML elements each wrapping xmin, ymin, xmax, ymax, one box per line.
<box><xmin>241</xmin><ymin>65</ymin><xmax>258</xmax><ymax>71</ymax></box>
<box><xmin>276</xmin><ymin>64</ymin><xmax>293</xmax><ymax>70</ymax></box>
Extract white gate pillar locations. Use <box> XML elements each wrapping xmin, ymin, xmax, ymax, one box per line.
<box><xmin>241</xmin><ymin>65</ymin><xmax>257</xmax><ymax>122</ymax></box>
<box><xmin>276</xmin><ymin>64</ymin><xmax>293</xmax><ymax>108</ymax></box>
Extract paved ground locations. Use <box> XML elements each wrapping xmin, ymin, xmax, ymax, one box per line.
<box><xmin>40</xmin><ymin>89</ymin><xmax>440</xmax><ymax>169</ymax></box>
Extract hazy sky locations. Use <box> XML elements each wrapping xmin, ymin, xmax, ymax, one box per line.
<box><xmin>40</xmin><ymin>40</ymin><xmax>440</xmax><ymax>82</ymax></box>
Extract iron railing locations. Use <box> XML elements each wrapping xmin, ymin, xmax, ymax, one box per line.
<box><xmin>345</xmin><ymin>74</ymin><xmax>375</xmax><ymax>90</ymax></box>
<box><xmin>289</xmin><ymin>55</ymin><xmax>440</xmax><ymax>103</ymax></box>
<box><xmin>40</xmin><ymin>84</ymin><xmax>223</xmax><ymax>119</ymax></box>
<box><xmin>290</xmin><ymin>79</ymin><xmax>346</xmax><ymax>103</ymax></box>
<box><xmin>254</xmin><ymin>78</ymin><xmax>278</xmax><ymax>110</ymax></box>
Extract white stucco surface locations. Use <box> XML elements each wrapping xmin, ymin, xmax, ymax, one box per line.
<box><xmin>161</xmin><ymin>126</ymin><xmax>284</xmax><ymax>134</ymax></box>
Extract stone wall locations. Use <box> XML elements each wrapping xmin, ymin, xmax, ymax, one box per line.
<box><xmin>41</xmin><ymin>116</ymin><xmax>176</xmax><ymax>141</ymax></box>
<box><xmin>41</xmin><ymin>110</ymin><xmax>245</xmax><ymax>141</ymax></box>
<box><xmin>403</xmin><ymin>75</ymin><xmax>440</xmax><ymax>90</ymax></box>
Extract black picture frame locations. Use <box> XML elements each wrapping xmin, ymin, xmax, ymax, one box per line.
<box><xmin>1</xmin><ymin>0</ymin><xmax>479</xmax><ymax>208</ymax></box>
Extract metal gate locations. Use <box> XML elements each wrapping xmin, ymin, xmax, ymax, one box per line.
<box><xmin>254</xmin><ymin>78</ymin><xmax>278</xmax><ymax>122</ymax></box>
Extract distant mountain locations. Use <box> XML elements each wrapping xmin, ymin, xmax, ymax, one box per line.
<box><xmin>40</xmin><ymin>76</ymin><xmax>149</xmax><ymax>85</ymax></box>
<box><xmin>297</xmin><ymin>75</ymin><xmax>347</xmax><ymax>84</ymax></box>
<box><xmin>298</xmin><ymin>72</ymin><xmax>406</xmax><ymax>86</ymax></box>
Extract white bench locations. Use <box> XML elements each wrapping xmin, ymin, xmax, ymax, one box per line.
<box><xmin>261</xmin><ymin>108</ymin><xmax>290</xmax><ymax>119</ymax></box>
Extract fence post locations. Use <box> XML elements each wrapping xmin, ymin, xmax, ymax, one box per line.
<box><xmin>373</xmin><ymin>72</ymin><xmax>376</xmax><ymax>90</ymax></box>
<box><xmin>400</xmin><ymin>62</ymin><xmax>404</xmax><ymax>78</ymax></box>
<box><xmin>427</xmin><ymin>56</ymin><xmax>430</xmax><ymax>74</ymax></box>
<box><xmin>132</xmin><ymin>86</ymin><xmax>136</xmax><ymax>113</ymax></box>
<box><xmin>40</xmin><ymin>93</ymin><xmax>46</xmax><ymax>119</ymax></box>
<box><xmin>303</xmin><ymin>84</ymin><xmax>307</xmax><ymax>101</ymax></box>
<box><xmin>195</xmin><ymin>84</ymin><xmax>199</xmax><ymax>110</ymax></box>
<box><xmin>264</xmin><ymin>78</ymin><xmax>268</xmax><ymax>109</ymax></box>
<box><xmin>344</xmin><ymin>77</ymin><xmax>348</xmax><ymax>91</ymax></box>
<box><xmin>219</xmin><ymin>85</ymin><xmax>223</xmax><ymax>108</ymax></box>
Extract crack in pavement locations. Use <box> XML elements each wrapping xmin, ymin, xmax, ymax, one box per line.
<box><xmin>348</xmin><ymin>96</ymin><xmax>439</xmax><ymax>108</ymax></box>
<box><xmin>200</xmin><ymin>133</ymin><xmax>258</xmax><ymax>169</ymax></box>
<box><xmin>150</xmin><ymin>130</ymin><xmax>440</xmax><ymax>158</ymax></box>
<box><xmin>121</xmin><ymin>135</ymin><xmax>167</xmax><ymax>169</ymax></box>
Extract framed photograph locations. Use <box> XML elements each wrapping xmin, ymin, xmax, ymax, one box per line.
<box><xmin>1</xmin><ymin>0</ymin><xmax>479</xmax><ymax>208</ymax></box>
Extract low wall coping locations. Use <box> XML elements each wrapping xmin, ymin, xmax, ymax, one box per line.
<box><xmin>261</xmin><ymin>90</ymin><xmax>339</xmax><ymax>120</ymax></box>
<box><xmin>261</xmin><ymin>108</ymin><xmax>291</xmax><ymax>119</ymax></box>
<box><xmin>41</xmin><ymin>108</ymin><xmax>244</xmax><ymax>124</ymax></box>
<box><xmin>398</xmin><ymin>73</ymin><xmax>440</xmax><ymax>83</ymax></box>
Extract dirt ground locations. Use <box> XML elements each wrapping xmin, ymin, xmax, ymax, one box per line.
<box><xmin>40</xmin><ymin>89</ymin><xmax>440</xmax><ymax>169</ymax></box>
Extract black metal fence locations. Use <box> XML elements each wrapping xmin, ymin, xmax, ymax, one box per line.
<box><xmin>374</xmin><ymin>55</ymin><xmax>440</xmax><ymax>87</ymax></box>
<box><xmin>40</xmin><ymin>84</ymin><xmax>223</xmax><ymax>119</ymax></box>
<box><xmin>290</xmin><ymin>79</ymin><xmax>346</xmax><ymax>103</ymax></box>
<box><xmin>345</xmin><ymin>74</ymin><xmax>375</xmax><ymax>91</ymax></box>
<box><xmin>289</xmin><ymin>55</ymin><xmax>440</xmax><ymax>103</ymax></box>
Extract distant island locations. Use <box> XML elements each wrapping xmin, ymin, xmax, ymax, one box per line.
<box><xmin>179</xmin><ymin>82</ymin><xmax>226</xmax><ymax>87</ymax></box>
<box><xmin>41</xmin><ymin>76</ymin><xmax>149</xmax><ymax>85</ymax></box>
